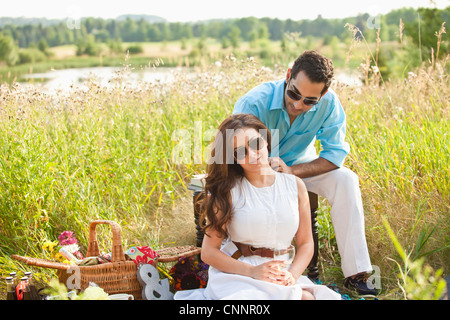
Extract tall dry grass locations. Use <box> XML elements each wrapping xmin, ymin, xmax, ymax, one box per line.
<box><xmin>0</xmin><ymin>56</ymin><xmax>276</xmax><ymax>279</ymax></box>
<box><xmin>0</xmin><ymin>42</ymin><xmax>448</xmax><ymax>298</ymax></box>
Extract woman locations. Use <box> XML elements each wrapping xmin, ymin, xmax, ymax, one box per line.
<box><xmin>175</xmin><ymin>114</ymin><xmax>340</xmax><ymax>300</ymax></box>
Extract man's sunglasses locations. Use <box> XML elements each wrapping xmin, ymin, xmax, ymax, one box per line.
<box><xmin>286</xmin><ymin>79</ymin><xmax>321</xmax><ymax>106</ymax></box>
<box><xmin>234</xmin><ymin>136</ymin><xmax>265</xmax><ymax>161</ymax></box>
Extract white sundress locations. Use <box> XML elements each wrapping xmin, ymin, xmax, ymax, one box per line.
<box><xmin>174</xmin><ymin>171</ymin><xmax>341</xmax><ymax>300</ymax></box>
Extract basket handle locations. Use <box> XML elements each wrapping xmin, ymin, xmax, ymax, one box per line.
<box><xmin>86</xmin><ymin>220</ymin><xmax>126</xmax><ymax>263</ymax></box>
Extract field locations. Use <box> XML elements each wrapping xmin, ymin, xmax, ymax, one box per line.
<box><xmin>0</xmin><ymin>32</ymin><xmax>449</xmax><ymax>300</ymax></box>
<box><xmin>1</xmin><ymin>36</ymin><xmax>390</xmax><ymax>84</ymax></box>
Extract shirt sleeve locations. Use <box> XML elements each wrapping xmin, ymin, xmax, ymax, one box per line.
<box><xmin>316</xmin><ymin>95</ymin><xmax>350</xmax><ymax>167</ymax></box>
<box><xmin>232</xmin><ymin>95</ymin><xmax>260</xmax><ymax>118</ymax></box>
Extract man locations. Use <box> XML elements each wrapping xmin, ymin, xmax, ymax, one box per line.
<box><xmin>232</xmin><ymin>50</ymin><xmax>376</xmax><ymax>296</ymax></box>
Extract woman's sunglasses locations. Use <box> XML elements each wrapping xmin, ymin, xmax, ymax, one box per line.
<box><xmin>286</xmin><ymin>79</ymin><xmax>321</xmax><ymax>106</ymax></box>
<box><xmin>234</xmin><ymin>136</ymin><xmax>265</xmax><ymax>161</ymax></box>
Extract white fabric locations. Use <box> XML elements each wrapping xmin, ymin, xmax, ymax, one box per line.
<box><xmin>174</xmin><ymin>172</ymin><xmax>341</xmax><ymax>300</ymax></box>
<box><xmin>227</xmin><ymin>171</ymin><xmax>299</xmax><ymax>250</ymax></box>
<box><xmin>302</xmin><ymin>167</ymin><xmax>373</xmax><ymax>278</ymax></box>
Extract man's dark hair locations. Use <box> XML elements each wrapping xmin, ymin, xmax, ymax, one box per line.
<box><xmin>291</xmin><ymin>50</ymin><xmax>334</xmax><ymax>94</ymax></box>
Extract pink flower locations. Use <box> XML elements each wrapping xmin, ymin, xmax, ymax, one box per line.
<box><xmin>58</xmin><ymin>231</ymin><xmax>78</xmax><ymax>246</ymax></box>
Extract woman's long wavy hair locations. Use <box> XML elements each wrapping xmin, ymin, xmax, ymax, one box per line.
<box><xmin>199</xmin><ymin>113</ymin><xmax>272</xmax><ymax>238</ymax></box>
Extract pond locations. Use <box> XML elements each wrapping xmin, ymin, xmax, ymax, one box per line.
<box><xmin>19</xmin><ymin>66</ymin><xmax>187</xmax><ymax>93</ymax></box>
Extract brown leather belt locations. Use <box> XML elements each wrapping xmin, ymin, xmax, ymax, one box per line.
<box><xmin>232</xmin><ymin>241</ymin><xmax>286</xmax><ymax>259</ymax></box>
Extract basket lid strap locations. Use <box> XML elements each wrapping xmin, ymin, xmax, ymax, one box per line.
<box><xmin>87</xmin><ymin>220</ymin><xmax>126</xmax><ymax>263</ymax></box>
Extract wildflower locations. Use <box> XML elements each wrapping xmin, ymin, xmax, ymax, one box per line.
<box><xmin>42</xmin><ymin>240</ymin><xmax>59</xmax><ymax>252</ymax></box>
<box><xmin>49</xmin><ymin>241</ymin><xmax>58</xmax><ymax>252</ymax></box>
<box><xmin>173</xmin><ymin>273</ymin><xmax>206</xmax><ymax>291</ymax></box>
<box><xmin>42</xmin><ymin>241</ymin><xmax>50</xmax><ymax>251</ymax></box>
<box><xmin>53</xmin><ymin>252</ymin><xmax>65</xmax><ymax>262</ymax></box>
<box><xmin>58</xmin><ymin>231</ymin><xmax>77</xmax><ymax>246</ymax></box>
<box><xmin>170</xmin><ymin>256</ymin><xmax>209</xmax><ymax>291</ymax></box>
<box><xmin>62</xmin><ymin>243</ymin><xmax>80</xmax><ymax>254</ymax></box>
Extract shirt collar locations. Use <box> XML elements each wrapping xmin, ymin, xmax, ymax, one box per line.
<box><xmin>268</xmin><ymin>79</ymin><xmax>286</xmax><ymax>111</ymax></box>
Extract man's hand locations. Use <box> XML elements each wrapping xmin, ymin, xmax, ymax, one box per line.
<box><xmin>269</xmin><ymin>157</ymin><xmax>292</xmax><ymax>174</ymax></box>
<box><xmin>269</xmin><ymin>157</ymin><xmax>338</xmax><ymax>178</ymax></box>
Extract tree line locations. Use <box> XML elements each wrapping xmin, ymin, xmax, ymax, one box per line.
<box><xmin>0</xmin><ymin>6</ymin><xmax>448</xmax><ymax>67</ymax></box>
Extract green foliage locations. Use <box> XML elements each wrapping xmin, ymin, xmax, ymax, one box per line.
<box><xmin>382</xmin><ymin>216</ymin><xmax>447</xmax><ymax>300</ymax></box>
<box><xmin>126</xmin><ymin>43</ymin><xmax>143</xmax><ymax>54</ymax></box>
<box><xmin>0</xmin><ymin>51</ymin><xmax>448</xmax><ymax>299</ymax></box>
<box><xmin>404</xmin><ymin>7</ymin><xmax>449</xmax><ymax>60</ymax></box>
<box><xmin>37</xmin><ymin>39</ymin><xmax>49</xmax><ymax>54</ymax></box>
<box><xmin>0</xmin><ymin>6</ymin><xmax>448</xmax><ymax>77</ymax></box>
<box><xmin>107</xmin><ymin>39</ymin><xmax>123</xmax><ymax>54</ymax></box>
<box><xmin>76</xmin><ymin>34</ymin><xmax>101</xmax><ymax>56</ymax></box>
<box><xmin>228</xmin><ymin>26</ymin><xmax>241</xmax><ymax>49</ymax></box>
<box><xmin>0</xmin><ymin>7</ymin><xmax>449</xmax><ymax>298</ymax></box>
<box><xmin>2</xmin><ymin>7</ymin><xmax>447</xmax><ymax>50</ymax></box>
<box><xmin>0</xmin><ymin>56</ymin><xmax>271</xmax><ymax>271</ymax></box>
<box><xmin>0</xmin><ymin>33</ymin><xmax>19</xmax><ymax>66</ymax></box>
<box><xmin>18</xmin><ymin>48</ymin><xmax>47</xmax><ymax>64</ymax></box>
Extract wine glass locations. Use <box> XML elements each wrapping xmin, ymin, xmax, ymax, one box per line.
<box><xmin>273</xmin><ymin>244</ymin><xmax>295</xmax><ymax>271</ymax></box>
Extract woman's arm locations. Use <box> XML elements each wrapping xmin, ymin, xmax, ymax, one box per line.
<box><xmin>287</xmin><ymin>177</ymin><xmax>315</xmax><ymax>281</ymax></box>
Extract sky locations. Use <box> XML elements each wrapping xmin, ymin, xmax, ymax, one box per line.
<box><xmin>1</xmin><ymin>0</ymin><xmax>448</xmax><ymax>22</ymax></box>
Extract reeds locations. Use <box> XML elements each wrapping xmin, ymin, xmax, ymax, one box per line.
<box><xmin>0</xmin><ymin>56</ymin><xmax>276</xmax><ymax>279</ymax></box>
<box><xmin>0</xmin><ymin>27</ymin><xmax>448</xmax><ymax>298</ymax></box>
<box><xmin>339</xmin><ymin>20</ymin><xmax>449</xmax><ymax>298</ymax></box>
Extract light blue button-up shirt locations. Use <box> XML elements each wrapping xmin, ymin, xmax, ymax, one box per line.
<box><xmin>233</xmin><ymin>79</ymin><xmax>350</xmax><ymax>167</ymax></box>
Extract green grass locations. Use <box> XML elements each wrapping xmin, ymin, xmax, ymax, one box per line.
<box><xmin>0</xmin><ymin>41</ymin><xmax>448</xmax><ymax>300</ymax></box>
<box><xmin>336</xmin><ymin>66</ymin><xmax>449</xmax><ymax>298</ymax></box>
<box><xmin>0</xmin><ymin>57</ymin><xmax>266</xmax><ymax>286</ymax></box>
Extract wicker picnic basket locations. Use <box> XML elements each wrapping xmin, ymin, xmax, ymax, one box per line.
<box><xmin>11</xmin><ymin>220</ymin><xmax>202</xmax><ymax>300</ymax></box>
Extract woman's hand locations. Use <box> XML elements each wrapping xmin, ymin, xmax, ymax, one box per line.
<box><xmin>283</xmin><ymin>271</ymin><xmax>296</xmax><ymax>286</ymax></box>
<box><xmin>249</xmin><ymin>260</ymin><xmax>295</xmax><ymax>285</ymax></box>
